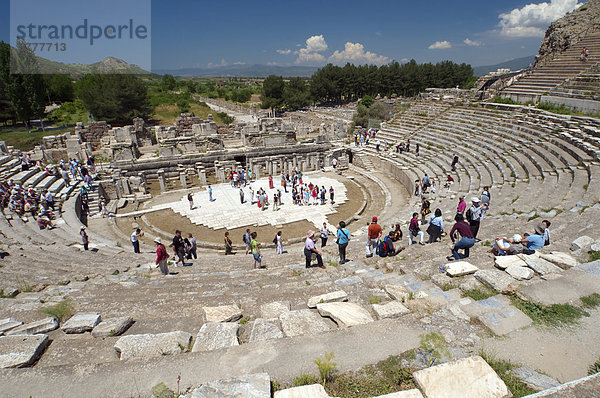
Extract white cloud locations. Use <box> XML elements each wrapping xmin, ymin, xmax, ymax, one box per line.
<box><xmin>498</xmin><ymin>0</ymin><xmax>582</xmax><ymax>38</ymax></box>
<box><xmin>276</xmin><ymin>49</ymin><xmax>291</xmax><ymax>55</ymax></box>
<box><xmin>233</xmin><ymin>61</ymin><xmax>246</xmax><ymax>65</ymax></box>
<box><xmin>296</xmin><ymin>34</ymin><xmax>329</xmax><ymax>64</ymax></box>
<box><xmin>328</xmin><ymin>42</ymin><xmax>390</xmax><ymax>65</ymax></box>
<box><xmin>401</xmin><ymin>57</ymin><xmax>409</xmax><ymax>63</ymax></box>
<box><xmin>464</xmin><ymin>38</ymin><xmax>483</xmax><ymax>46</ymax></box>
<box><xmin>428</xmin><ymin>41</ymin><xmax>452</xmax><ymax>50</ymax></box>
<box><xmin>207</xmin><ymin>59</ymin><xmax>228</xmax><ymax>68</ymax></box>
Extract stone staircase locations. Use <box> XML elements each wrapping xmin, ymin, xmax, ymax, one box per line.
<box><xmin>502</xmin><ymin>32</ymin><xmax>600</xmax><ymax>102</ymax></box>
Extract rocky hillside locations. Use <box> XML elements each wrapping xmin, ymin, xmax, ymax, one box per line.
<box><xmin>535</xmin><ymin>0</ymin><xmax>600</xmax><ymax>66</ymax></box>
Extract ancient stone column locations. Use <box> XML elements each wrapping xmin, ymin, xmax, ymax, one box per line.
<box><xmin>253</xmin><ymin>164</ymin><xmax>261</xmax><ymax>180</ymax></box>
<box><xmin>121</xmin><ymin>178</ymin><xmax>131</xmax><ymax>195</ymax></box>
<box><xmin>180</xmin><ymin>172</ymin><xmax>187</xmax><ymax>189</ymax></box>
<box><xmin>157</xmin><ymin>169</ymin><xmax>166</xmax><ymax>193</ymax></box>
<box><xmin>138</xmin><ymin>172</ymin><xmax>148</xmax><ymax>194</ymax></box>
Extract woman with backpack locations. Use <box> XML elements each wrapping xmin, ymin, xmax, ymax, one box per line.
<box><xmin>409</xmin><ymin>212</ymin><xmax>425</xmax><ymax>245</ymax></box>
<box><xmin>336</xmin><ymin>221</ymin><xmax>350</xmax><ymax>264</ymax></box>
<box><xmin>427</xmin><ymin>208</ymin><xmax>444</xmax><ymax>243</ymax></box>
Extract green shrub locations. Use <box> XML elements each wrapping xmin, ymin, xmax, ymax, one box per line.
<box><xmin>294</xmin><ymin>373</ymin><xmax>319</xmax><ymax>386</ymax></box>
<box><xmin>315</xmin><ymin>352</ymin><xmax>337</xmax><ymax>384</ymax></box>
<box><xmin>581</xmin><ymin>293</ymin><xmax>600</xmax><ymax>308</ymax></box>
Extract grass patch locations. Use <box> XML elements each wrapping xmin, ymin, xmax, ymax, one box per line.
<box><xmin>589</xmin><ymin>251</ymin><xmax>600</xmax><ymax>262</ymax></box>
<box><xmin>581</xmin><ymin>293</ymin><xmax>600</xmax><ymax>308</ymax></box>
<box><xmin>326</xmin><ymin>259</ymin><xmax>340</xmax><ymax>268</ymax></box>
<box><xmin>294</xmin><ymin>373</ymin><xmax>319</xmax><ymax>386</ymax></box>
<box><xmin>511</xmin><ymin>196</ymin><xmax>520</xmax><ymax>204</ymax></box>
<box><xmin>492</xmin><ymin>96</ymin><xmax>522</xmax><ymax>105</ymax></box>
<box><xmin>39</xmin><ymin>298</ymin><xmax>74</xmax><ymax>322</ymax></box>
<box><xmin>239</xmin><ymin>316</ymin><xmax>250</xmax><ymax>325</ymax></box>
<box><xmin>510</xmin><ymin>296</ymin><xmax>589</xmax><ymax>327</ymax></box>
<box><xmin>462</xmin><ymin>287</ymin><xmax>497</xmax><ymax>301</ymax></box>
<box><xmin>480</xmin><ymin>350</ymin><xmax>537</xmax><ymax>397</ymax></box>
<box><xmin>482</xmin><ymin>240</ymin><xmax>492</xmax><ymax>247</ymax></box>
<box><xmin>305</xmin><ymin>280</ymin><xmax>311</xmax><ymax>286</ymax></box>
<box><xmin>589</xmin><ymin>357</ymin><xmax>600</xmax><ymax>375</ymax></box>
<box><xmin>419</xmin><ymin>332</ymin><xmax>450</xmax><ymax>367</ymax></box>
<box><xmin>369</xmin><ymin>295</ymin><xmax>381</xmax><ymax>304</ymax></box>
<box><xmin>152</xmin><ymin>102</ymin><xmax>230</xmax><ymax>125</ymax></box>
<box><xmin>324</xmin><ymin>355</ymin><xmax>415</xmax><ymax>398</ymax></box>
<box><xmin>527</xmin><ymin>214</ymin><xmax>540</xmax><ymax>222</ymax></box>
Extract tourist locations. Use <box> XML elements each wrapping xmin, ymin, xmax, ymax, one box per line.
<box><xmin>239</xmin><ymin>188</ymin><xmax>245</xmax><ymax>204</ymax></box>
<box><xmin>542</xmin><ymin>220</ymin><xmax>551</xmax><ymax>246</ymax></box>
<box><xmin>376</xmin><ymin>140</ymin><xmax>381</xmax><ymax>152</ymax></box>
<box><xmin>382</xmin><ymin>231</ymin><xmax>404</xmax><ymax>256</ymax></box>
<box><xmin>275</xmin><ymin>231</ymin><xmax>283</xmax><ymax>254</ymax></box>
<box><xmin>188</xmin><ymin>192</ymin><xmax>194</xmax><ymax>210</ymax></box>
<box><xmin>427</xmin><ymin>209</ymin><xmax>444</xmax><ymax>243</ymax></box>
<box><xmin>80</xmin><ymin>226</ymin><xmax>89</xmax><ymax>251</ymax></box>
<box><xmin>466</xmin><ymin>197</ymin><xmax>487</xmax><ymax>239</ymax></box>
<box><xmin>131</xmin><ymin>228</ymin><xmax>144</xmax><ymax>253</ymax></box>
<box><xmin>422</xmin><ymin>174</ymin><xmax>430</xmax><ymax>193</ymax></box>
<box><xmin>187</xmin><ymin>233</ymin><xmax>197</xmax><ymax>259</ymax></box>
<box><xmin>523</xmin><ymin>223</ymin><xmax>546</xmax><ymax>252</ymax></box>
<box><xmin>332</xmin><ymin>158</ymin><xmax>338</xmax><ymax>168</ymax></box>
<box><xmin>367</xmin><ymin>216</ymin><xmax>383</xmax><ymax>257</ymax></box>
<box><xmin>320</xmin><ymin>186</ymin><xmax>326</xmax><ymax>205</ymax></box>
<box><xmin>414</xmin><ymin>180</ymin><xmax>420</xmax><ymax>197</ymax></box>
<box><xmin>456</xmin><ymin>196</ymin><xmax>466</xmax><ymax>216</ymax></box>
<box><xmin>336</xmin><ymin>221</ymin><xmax>350</xmax><ymax>264</ymax></box>
<box><xmin>444</xmin><ymin>175</ymin><xmax>455</xmax><ymax>189</ymax></box>
<box><xmin>391</xmin><ymin>224</ymin><xmax>403</xmax><ymax>242</ymax></box>
<box><xmin>249</xmin><ymin>186</ymin><xmax>254</xmax><ymax>204</ymax></box>
<box><xmin>451</xmin><ymin>155</ymin><xmax>459</xmax><ymax>171</ymax></box>
<box><xmin>154</xmin><ymin>237</ymin><xmax>169</xmax><ymax>276</ymax></box>
<box><xmin>481</xmin><ymin>186</ymin><xmax>491</xmax><ymax>207</ymax></box>
<box><xmin>581</xmin><ymin>47</ymin><xmax>589</xmax><ymax>61</ymax></box>
<box><xmin>448</xmin><ymin>213</ymin><xmax>475</xmax><ymax>261</ymax></box>
<box><xmin>243</xmin><ymin>228</ymin><xmax>251</xmax><ymax>255</ymax></box>
<box><xmin>41</xmin><ymin>190</ymin><xmax>54</xmax><ymax>210</ymax></box>
<box><xmin>36</xmin><ymin>216</ymin><xmax>53</xmax><ymax>230</ymax></box>
<box><xmin>490</xmin><ymin>234</ymin><xmax>523</xmax><ymax>256</ymax></box>
<box><xmin>320</xmin><ymin>222</ymin><xmax>332</xmax><ymax>247</ymax></box>
<box><xmin>250</xmin><ymin>232</ymin><xmax>263</xmax><ymax>268</ymax></box>
<box><xmin>268</xmin><ymin>175</ymin><xmax>274</xmax><ymax>189</ymax></box>
<box><xmin>208</xmin><ymin>185</ymin><xmax>214</xmax><ymax>202</ymax></box>
<box><xmin>329</xmin><ymin>186</ymin><xmax>335</xmax><ymax>204</ymax></box>
<box><xmin>430</xmin><ymin>179</ymin><xmax>436</xmax><ymax>195</ymax></box>
<box><xmin>420</xmin><ymin>196</ymin><xmax>431</xmax><ymax>224</ymax></box>
<box><xmin>224</xmin><ymin>231</ymin><xmax>233</xmax><ymax>255</ymax></box>
<box><xmin>172</xmin><ymin>230</ymin><xmax>185</xmax><ymax>266</ymax></box>
<box><xmin>304</xmin><ymin>230</ymin><xmax>325</xmax><ymax>269</ymax></box>
<box><xmin>408</xmin><ymin>212</ymin><xmax>425</xmax><ymax>245</ymax></box>
<box><xmin>415</xmin><ymin>143</ymin><xmax>420</xmax><ymax>157</ymax></box>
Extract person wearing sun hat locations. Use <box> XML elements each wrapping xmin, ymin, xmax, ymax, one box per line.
<box><xmin>466</xmin><ymin>196</ymin><xmax>487</xmax><ymax>239</ymax></box>
<box><xmin>523</xmin><ymin>223</ymin><xmax>546</xmax><ymax>252</ymax></box>
<box><xmin>304</xmin><ymin>230</ymin><xmax>325</xmax><ymax>268</ymax></box>
<box><xmin>154</xmin><ymin>237</ymin><xmax>169</xmax><ymax>275</ymax></box>
<box><xmin>80</xmin><ymin>226</ymin><xmax>88</xmax><ymax>251</ymax></box>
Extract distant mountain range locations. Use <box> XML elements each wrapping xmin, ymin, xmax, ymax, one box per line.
<box><xmin>153</xmin><ymin>64</ymin><xmax>319</xmax><ymax>78</ymax></box>
<box><xmin>23</xmin><ymin>50</ymin><xmax>536</xmax><ymax>79</ymax></box>
<box><xmin>472</xmin><ymin>56</ymin><xmax>536</xmax><ymax>77</ymax></box>
<box><xmin>34</xmin><ymin>56</ymin><xmax>149</xmax><ymax>75</ymax></box>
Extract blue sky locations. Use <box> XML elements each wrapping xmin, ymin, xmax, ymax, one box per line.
<box><xmin>0</xmin><ymin>0</ymin><xmax>586</xmax><ymax>71</ymax></box>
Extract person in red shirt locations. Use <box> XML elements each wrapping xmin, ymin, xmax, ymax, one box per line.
<box><xmin>367</xmin><ymin>216</ymin><xmax>382</xmax><ymax>257</ymax></box>
<box><xmin>448</xmin><ymin>213</ymin><xmax>475</xmax><ymax>261</ymax></box>
<box><xmin>155</xmin><ymin>237</ymin><xmax>169</xmax><ymax>275</ymax></box>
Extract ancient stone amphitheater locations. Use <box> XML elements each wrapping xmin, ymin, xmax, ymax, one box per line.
<box><xmin>3</xmin><ymin>30</ymin><xmax>600</xmax><ymax>398</ymax></box>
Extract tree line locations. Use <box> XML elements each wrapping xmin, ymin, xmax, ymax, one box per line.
<box><xmin>261</xmin><ymin>60</ymin><xmax>475</xmax><ymax>110</ymax></box>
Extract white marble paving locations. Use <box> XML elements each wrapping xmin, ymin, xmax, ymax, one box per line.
<box><xmin>150</xmin><ymin>176</ymin><xmax>348</xmax><ymax>230</ymax></box>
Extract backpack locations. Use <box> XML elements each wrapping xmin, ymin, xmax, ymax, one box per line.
<box><xmin>243</xmin><ymin>234</ymin><xmax>248</xmax><ymax>244</ymax></box>
<box><xmin>466</xmin><ymin>208</ymin><xmax>473</xmax><ymax>221</ymax></box>
<box><xmin>273</xmin><ymin>236</ymin><xmax>278</xmax><ymax>244</ymax></box>
<box><xmin>376</xmin><ymin>240</ymin><xmax>388</xmax><ymax>257</ymax></box>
